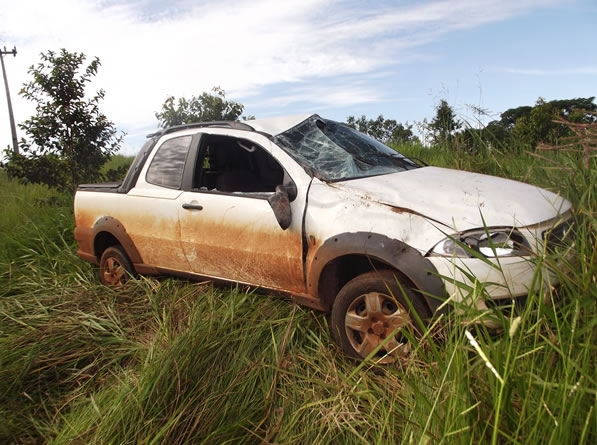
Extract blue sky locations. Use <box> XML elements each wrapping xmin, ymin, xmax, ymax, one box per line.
<box><xmin>0</xmin><ymin>0</ymin><xmax>595</xmax><ymax>154</ymax></box>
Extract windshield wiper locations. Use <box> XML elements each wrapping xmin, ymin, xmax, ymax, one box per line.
<box><xmin>385</xmin><ymin>153</ymin><xmax>420</xmax><ymax>169</ymax></box>
<box><xmin>403</xmin><ymin>156</ymin><xmax>428</xmax><ymax>167</ymax></box>
<box><xmin>352</xmin><ymin>155</ymin><xmax>375</xmax><ymax>167</ymax></box>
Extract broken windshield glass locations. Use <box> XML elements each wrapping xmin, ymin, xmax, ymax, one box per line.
<box><xmin>273</xmin><ymin>115</ymin><xmax>419</xmax><ymax>181</ymax></box>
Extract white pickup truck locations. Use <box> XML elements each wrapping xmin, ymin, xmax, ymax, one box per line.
<box><xmin>74</xmin><ymin>114</ymin><xmax>573</xmax><ymax>363</ymax></box>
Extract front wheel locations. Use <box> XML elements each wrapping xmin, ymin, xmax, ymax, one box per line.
<box><xmin>330</xmin><ymin>270</ymin><xmax>430</xmax><ymax>364</ymax></box>
<box><xmin>99</xmin><ymin>245</ymin><xmax>133</xmax><ymax>287</ymax></box>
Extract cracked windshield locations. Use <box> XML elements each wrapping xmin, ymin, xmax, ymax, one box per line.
<box><xmin>274</xmin><ymin>115</ymin><xmax>419</xmax><ymax>181</ymax></box>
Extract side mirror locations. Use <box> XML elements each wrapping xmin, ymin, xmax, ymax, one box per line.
<box><xmin>283</xmin><ymin>182</ymin><xmax>298</xmax><ymax>202</ymax></box>
<box><xmin>268</xmin><ymin>185</ymin><xmax>292</xmax><ymax>230</ymax></box>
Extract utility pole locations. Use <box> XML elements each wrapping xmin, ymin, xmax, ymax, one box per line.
<box><xmin>1</xmin><ymin>46</ymin><xmax>18</xmax><ymax>155</ymax></box>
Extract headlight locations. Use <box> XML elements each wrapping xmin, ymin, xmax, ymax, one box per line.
<box><xmin>430</xmin><ymin>228</ymin><xmax>531</xmax><ymax>258</ymax></box>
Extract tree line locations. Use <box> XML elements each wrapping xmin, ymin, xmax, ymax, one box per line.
<box><xmin>2</xmin><ymin>49</ymin><xmax>595</xmax><ymax>191</ymax></box>
<box><xmin>348</xmin><ymin>97</ymin><xmax>596</xmax><ymax>153</ymax></box>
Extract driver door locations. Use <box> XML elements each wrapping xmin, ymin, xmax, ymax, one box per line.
<box><xmin>178</xmin><ymin>133</ymin><xmax>306</xmax><ymax>293</ymax></box>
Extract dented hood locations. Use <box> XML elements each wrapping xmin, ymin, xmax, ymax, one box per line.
<box><xmin>335</xmin><ymin>166</ymin><xmax>571</xmax><ymax>230</ymax></box>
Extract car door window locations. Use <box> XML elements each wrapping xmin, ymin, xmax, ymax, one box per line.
<box><xmin>146</xmin><ymin>135</ymin><xmax>192</xmax><ymax>189</ymax></box>
<box><xmin>195</xmin><ymin>135</ymin><xmax>284</xmax><ymax>194</ymax></box>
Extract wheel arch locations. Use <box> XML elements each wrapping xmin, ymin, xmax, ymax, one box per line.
<box><xmin>308</xmin><ymin>232</ymin><xmax>447</xmax><ymax>315</ymax></box>
<box><xmin>91</xmin><ymin>216</ymin><xmax>143</xmax><ymax>265</ymax></box>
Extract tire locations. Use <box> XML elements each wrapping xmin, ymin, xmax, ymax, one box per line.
<box><xmin>99</xmin><ymin>245</ymin><xmax>134</xmax><ymax>287</ymax></box>
<box><xmin>330</xmin><ymin>270</ymin><xmax>431</xmax><ymax>364</ymax></box>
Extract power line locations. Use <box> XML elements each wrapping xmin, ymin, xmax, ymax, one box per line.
<box><xmin>1</xmin><ymin>46</ymin><xmax>18</xmax><ymax>155</ymax></box>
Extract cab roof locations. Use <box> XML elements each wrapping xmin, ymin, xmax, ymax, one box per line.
<box><xmin>147</xmin><ymin>114</ymin><xmax>315</xmax><ymax>138</ymax></box>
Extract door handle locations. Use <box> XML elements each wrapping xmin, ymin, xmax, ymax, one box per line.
<box><xmin>182</xmin><ymin>203</ymin><xmax>203</xmax><ymax>211</ymax></box>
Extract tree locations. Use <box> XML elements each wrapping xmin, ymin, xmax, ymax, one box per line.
<box><xmin>155</xmin><ymin>86</ymin><xmax>244</xmax><ymax>128</ymax></box>
<box><xmin>345</xmin><ymin>114</ymin><xmax>419</xmax><ymax>145</ymax></box>
<box><xmin>483</xmin><ymin>97</ymin><xmax>597</xmax><ymax>151</ymax></box>
<box><xmin>498</xmin><ymin>105</ymin><xmax>533</xmax><ymax>130</ymax></box>
<box><xmin>3</xmin><ymin>49</ymin><xmax>123</xmax><ymax>191</ymax></box>
<box><xmin>427</xmin><ymin>99</ymin><xmax>462</xmax><ymax>147</ymax></box>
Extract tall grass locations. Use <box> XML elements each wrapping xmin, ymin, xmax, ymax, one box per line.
<box><xmin>397</xmin><ymin>141</ymin><xmax>597</xmax><ymax>443</ymax></box>
<box><xmin>0</xmin><ymin>139</ymin><xmax>595</xmax><ymax>444</ymax></box>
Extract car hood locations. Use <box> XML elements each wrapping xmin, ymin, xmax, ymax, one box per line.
<box><xmin>334</xmin><ymin>166</ymin><xmax>571</xmax><ymax>231</ymax></box>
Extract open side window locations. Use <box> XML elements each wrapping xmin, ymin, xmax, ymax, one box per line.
<box><xmin>193</xmin><ymin>134</ymin><xmax>290</xmax><ymax>196</ymax></box>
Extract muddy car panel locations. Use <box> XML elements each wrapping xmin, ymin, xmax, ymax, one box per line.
<box><xmin>75</xmin><ymin>188</ymin><xmax>191</xmax><ymax>272</ymax></box>
<box><xmin>178</xmin><ymin>191</ymin><xmax>306</xmax><ymax>293</ymax></box>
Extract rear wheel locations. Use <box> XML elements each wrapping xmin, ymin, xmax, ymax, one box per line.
<box><xmin>99</xmin><ymin>245</ymin><xmax>133</xmax><ymax>287</ymax></box>
<box><xmin>330</xmin><ymin>270</ymin><xmax>430</xmax><ymax>364</ymax></box>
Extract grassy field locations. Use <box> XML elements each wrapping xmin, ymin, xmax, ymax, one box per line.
<box><xmin>0</xmin><ymin>145</ymin><xmax>595</xmax><ymax>444</ymax></box>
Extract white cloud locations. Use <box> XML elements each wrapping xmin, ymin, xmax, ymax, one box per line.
<box><xmin>0</xmin><ymin>0</ymin><xmax>566</xmax><ymax>150</ymax></box>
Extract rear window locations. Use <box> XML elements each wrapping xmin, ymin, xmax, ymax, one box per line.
<box><xmin>146</xmin><ymin>135</ymin><xmax>192</xmax><ymax>189</ymax></box>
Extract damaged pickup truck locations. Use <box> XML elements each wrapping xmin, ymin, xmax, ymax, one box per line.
<box><xmin>74</xmin><ymin>114</ymin><xmax>573</xmax><ymax>363</ymax></box>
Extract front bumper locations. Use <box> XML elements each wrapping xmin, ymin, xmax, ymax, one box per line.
<box><xmin>427</xmin><ymin>255</ymin><xmax>558</xmax><ymax>310</ymax></box>
<box><xmin>426</xmin><ymin>212</ymin><xmax>575</xmax><ymax>312</ymax></box>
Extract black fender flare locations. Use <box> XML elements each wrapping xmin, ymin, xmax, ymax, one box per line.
<box><xmin>308</xmin><ymin>232</ymin><xmax>447</xmax><ymax>314</ymax></box>
<box><xmin>92</xmin><ymin>216</ymin><xmax>143</xmax><ymax>265</ymax></box>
